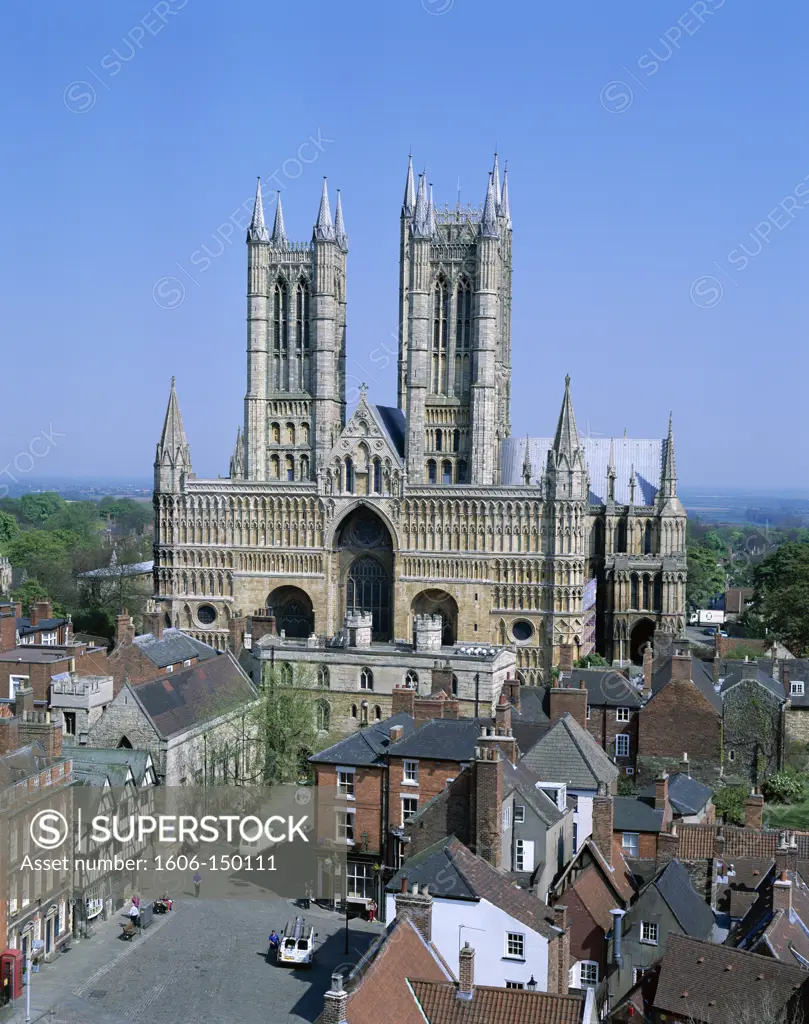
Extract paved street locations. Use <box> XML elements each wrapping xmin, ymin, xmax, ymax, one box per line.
<box><xmin>2</xmin><ymin>897</ymin><xmax>382</xmax><ymax>1024</ymax></box>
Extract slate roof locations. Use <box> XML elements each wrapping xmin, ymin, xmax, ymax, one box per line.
<box><xmin>566</xmin><ymin>668</ymin><xmax>643</xmax><ymax>708</ymax></box>
<box><xmin>387</xmin><ymin>837</ymin><xmax>560</xmax><ymax>938</ymax></box>
<box><xmin>503</xmin><ymin>759</ymin><xmax>565</xmax><ymax>827</ymax></box>
<box><xmin>520</xmin><ymin>712</ymin><xmax>619</xmax><ymax>791</ymax></box>
<box><xmin>653</xmin><ymin>859</ymin><xmax>716</xmax><ymax>939</ymax></box>
<box><xmin>501</xmin><ymin>435</ymin><xmax>665</xmax><ymax>505</ymax></box>
<box><xmin>638</xmin><ymin>772</ymin><xmax>713</xmax><ymax>816</ymax></box>
<box><xmin>126</xmin><ymin>653</ymin><xmax>256</xmax><ymax>739</ymax></box>
<box><xmin>720</xmin><ymin>666</ymin><xmax>786</xmax><ymax>702</ymax></box>
<box><xmin>652</xmin><ymin>934</ymin><xmax>808</xmax><ymax>1024</ymax></box>
<box><xmin>132</xmin><ymin>628</ymin><xmax>219</xmax><ymax>668</ymax></box>
<box><xmin>387</xmin><ymin>718</ymin><xmax>484</xmax><ymax>761</ymax></box>
<box><xmin>409</xmin><ymin>981</ymin><xmax>587</xmax><ymax>1024</ymax></box>
<box><xmin>79</xmin><ymin>560</ymin><xmax>154</xmax><ymax>579</ymax></box>
<box><xmin>309</xmin><ymin>713</ymin><xmax>416</xmax><ymax>767</ymax></box>
<box><xmin>69</xmin><ymin>747</ymin><xmax>153</xmax><ymax>786</ymax></box>
<box><xmin>614</xmin><ymin>796</ymin><xmax>665</xmax><ymax>834</ymax></box>
<box><xmin>649</xmin><ymin>654</ymin><xmax>723</xmax><ymax>713</ymax></box>
<box><xmin>0</xmin><ymin>742</ymin><xmax>69</xmax><ymax>787</ymax></box>
<box><xmin>17</xmin><ymin>616</ymin><xmax>67</xmax><ymax>636</ymax></box>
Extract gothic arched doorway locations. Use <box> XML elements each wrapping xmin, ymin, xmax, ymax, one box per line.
<box><xmin>336</xmin><ymin>506</ymin><xmax>394</xmax><ymax>641</ymax></box>
<box><xmin>630</xmin><ymin>617</ymin><xmax>656</xmax><ymax>664</ymax></box>
<box><xmin>410</xmin><ymin>589</ymin><xmax>458</xmax><ymax>646</ymax></box>
<box><xmin>268</xmin><ymin>585</ymin><xmax>314</xmax><ymax>638</ymax></box>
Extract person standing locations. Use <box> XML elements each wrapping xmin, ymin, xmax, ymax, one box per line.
<box><xmin>368</xmin><ymin>900</ymin><xmax>377</xmax><ymax>923</ymax></box>
<box><xmin>128</xmin><ymin>902</ymin><xmax>140</xmax><ymax>930</ymax></box>
<box><xmin>193</xmin><ymin>870</ymin><xmax>201</xmax><ymax>898</ymax></box>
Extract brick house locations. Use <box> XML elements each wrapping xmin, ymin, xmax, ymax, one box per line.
<box><xmin>612</xmin><ymin>775</ymin><xmax>672</xmax><ymax>863</ymax></box>
<box><xmin>637</xmin><ymin>648</ymin><xmax>722</xmax><ymax>787</ymax></box>
<box><xmin>105</xmin><ymin>611</ymin><xmax>220</xmax><ymax>694</ymax></box>
<box><xmin>0</xmin><ymin>600</ymin><xmax>71</xmax><ymax>648</ymax></box>
<box><xmin>636</xmin><ymin>772</ymin><xmax>714</xmax><ymax>824</ymax></box>
<box><xmin>565</xmin><ymin>668</ymin><xmax>643</xmax><ymax>776</ymax></box>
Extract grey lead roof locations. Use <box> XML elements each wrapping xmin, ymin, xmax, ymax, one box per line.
<box><xmin>520</xmin><ymin>712</ymin><xmax>619</xmax><ymax>790</ymax></box>
<box><xmin>374</xmin><ymin>405</ymin><xmax>406</xmax><ymax>457</ymax></box>
<box><xmin>653</xmin><ymin>859</ymin><xmax>716</xmax><ymax>940</ymax></box>
<box><xmin>566</xmin><ymin>669</ymin><xmax>643</xmax><ymax>708</ymax></box>
<box><xmin>387</xmin><ymin>718</ymin><xmax>485</xmax><ymax>761</ymax></box>
<box><xmin>309</xmin><ymin>713</ymin><xmax>415</xmax><ymax>767</ymax></box>
<box><xmin>132</xmin><ymin>628</ymin><xmax>219</xmax><ymax>668</ymax></box>
<box><xmin>720</xmin><ymin>666</ymin><xmax>785</xmax><ymax>702</ymax></box>
<box><xmin>613</xmin><ymin>796</ymin><xmax>665</xmax><ymax>833</ymax></box>
<box><xmin>501</xmin><ymin>435</ymin><xmax>665</xmax><ymax>505</ymax></box>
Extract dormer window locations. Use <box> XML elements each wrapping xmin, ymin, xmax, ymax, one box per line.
<box><xmin>791</xmin><ymin>681</ymin><xmax>805</xmax><ymax>696</ymax></box>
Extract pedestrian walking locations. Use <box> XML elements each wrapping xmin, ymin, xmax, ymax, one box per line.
<box><xmin>368</xmin><ymin>900</ymin><xmax>377</xmax><ymax>923</ymax></box>
<box><xmin>193</xmin><ymin>870</ymin><xmax>201</xmax><ymax>898</ymax></box>
<box><xmin>128</xmin><ymin>902</ymin><xmax>140</xmax><ymax>929</ymax></box>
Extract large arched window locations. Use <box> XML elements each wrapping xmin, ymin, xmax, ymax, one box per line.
<box><xmin>345</xmin><ymin>457</ymin><xmax>354</xmax><ymax>493</ymax></box>
<box><xmin>642</xmin><ymin>575</ymin><xmax>651</xmax><ymax>610</ymax></box>
<box><xmin>405</xmin><ymin>670</ymin><xmax>419</xmax><ymax>689</ymax></box>
<box><xmin>427</xmin><ymin>459</ymin><xmax>437</xmax><ymax>485</ymax></box>
<box><xmin>457</xmin><ymin>460</ymin><xmax>467</xmax><ymax>484</ymax></box>
<box><xmin>654</xmin><ymin>574</ymin><xmax>663</xmax><ymax>611</ymax></box>
<box><xmin>644</xmin><ymin>521</ymin><xmax>654</xmax><ymax>555</ymax></box>
<box><xmin>296</xmin><ymin>281</ymin><xmax>310</xmax><ymax>350</ymax></box>
<box><xmin>273</xmin><ymin>279</ymin><xmax>289</xmax><ymax>389</ymax></box>
<box><xmin>455</xmin><ymin>277</ymin><xmax>472</xmax><ymax>395</ymax></box>
<box><xmin>615</xmin><ymin>519</ymin><xmax>627</xmax><ymax>553</ymax></box>
<box><xmin>631</xmin><ymin>573</ymin><xmax>639</xmax><ymax>609</ymax></box>
<box><xmin>317</xmin><ymin>665</ymin><xmax>330</xmax><ymax>688</ymax></box>
<box><xmin>279</xmin><ymin>662</ymin><xmax>293</xmax><ymax>684</ymax></box>
<box><xmin>347</xmin><ymin>556</ymin><xmax>391</xmax><ymax>640</ymax></box>
<box><xmin>315</xmin><ymin>699</ymin><xmax>330</xmax><ymax>732</ymax></box>
<box><xmin>431</xmin><ymin>277</ymin><xmax>449</xmax><ymax>395</ymax></box>
<box><xmin>442</xmin><ymin>460</ymin><xmax>452</xmax><ymax>485</ymax></box>
<box><xmin>360</xmin><ymin>667</ymin><xmax>374</xmax><ymax>691</ymax></box>
<box><xmin>373</xmin><ymin>458</ymin><xmax>382</xmax><ymax>494</ymax></box>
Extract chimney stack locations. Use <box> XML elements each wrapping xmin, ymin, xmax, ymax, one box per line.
<box><xmin>28</xmin><ymin>604</ymin><xmax>39</xmax><ymax>628</ymax></box>
<box><xmin>141</xmin><ymin>609</ymin><xmax>163</xmax><ymax>640</ymax></box>
<box><xmin>671</xmin><ymin>649</ymin><xmax>692</xmax><ymax>683</ymax></box>
<box><xmin>643</xmin><ymin>641</ymin><xmax>654</xmax><ymax>698</ymax></box>
<box><xmin>495</xmin><ymin>693</ymin><xmax>512</xmax><ymax>734</ymax></box>
<box><xmin>394</xmin><ymin>883</ymin><xmax>433</xmax><ymax>943</ymax></box>
<box><xmin>473</xmin><ymin>745</ymin><xmax>503</xmax><ymax>868</ymax></box>
<box><xmin>744</xmin><ymin>791</ymin><xmax>764</xmax><ymax>830</ymax></box>
<box><xmin>553</xmin><ymin>905</ymin><xmax>570</xmax><ymax>995</ymax></box>
<box><xmin>558</xmin><ymin>643</ymin><xmax>575</xmax><ymax>673</ymax></box>
<box><xmin>773</xmin><ymin>870</ymin><xmax>793</xmax><ymax>915</ymax></box>
<box><xmin>457</xmin><ymin>943</ymin><xmax>475</xmax><ymax>1001</ymax></box>
<box><xmin>228</xmin><ymin>615</ymin><xmax>246</xmax><ymax>656</ymax></box>
<box><xmin>0</xmin><ymin>605</ymin><xmax>17</xmax><ymax>653</ymax></box>
<box><xmin>250</xmin><ymin>607</ymin><xmax>277</xmax><ymax>645</ymax></box>
<box><xmin>549</xmin><ymin>685</ymin><xmax>588</xmax><ymax>730</ymax></box>
<box><xmin>654</xmin><ymin>774</ymin><xmax>669</xmax><ymax>812</ymax></box>
<box><xmin>391</xmin><ymin>684</ymin><xmax>416</xmax><ymax>719</ymax></box>
<box><xmin>115</xmin><ymin>611</ymin><xmax>135</xmax><ymax>647</ymax></box>
<box><xmin>322</xmin><ymin>973</ymin><xmax>348</xmax><ymax>1024</ymax></box>
<box><xmin>389</xmin><ymin>724</ymin><xmax>403</xmax><ymax>744</ymax></box>
<box><xmin>591</xmin><ymin>782</ymin><xmax>614</xmax><ymax>866</ymax></box>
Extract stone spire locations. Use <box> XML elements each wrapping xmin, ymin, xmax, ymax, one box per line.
<box><xmin>403</xmin><ymin>152</ymin><xmax>416</xmax><ymax>217</ymax></box>
<box><xmin>607</xmin><ymin>437</ymin><xmax>617</xmax><ymax>502</ymax></box>
<box><xmin>661</xmin><ymin>413</ymin><xmax>677</xmax><ymax>497</ymax></box>
<box><xmin>334</xmin><ymin>189</ymin><xmax>347</xmax><ymax>250</ymax></box>
<box><xmin>501</xmin><ymin>163</ymin><xmax>512</xmax><ymax>228</ymax></box>
<box><xmin>314</xmin><ymin>177</ymin><xmax>335</xmax><ymax>241</ymax></box>
<box><xmin>155</xmin><ymin>377</ymin><xmax>192</xmax><ymax>492</ymax></box>
<box><xmin>522</xmin><ymin>436</ymin><xmax>532</xmax><ymax>486</ymax></box>
<box><xmin>552</xmin><ymin>375</ymin><xmax>581</xmax><ymax>458</ymax></box>
<box><xmin>411</xmin><ymin>173</ymin><xmax>430</xmax><ymax>238</ymax></box>
<box><xmin>629</xmin><ymin>464</ymin><xmax>637</xmax><ymax>505</ymax></box>
<box><xmin>480</xmin><ymin>173</ymin><xmax>500</xmax><ymax>238</ymax></box>
<box><xmin>271</xmin><ymin>191</ymin><xmax>287</xmax><ymax>246</ymax></box>
<box><xmin>427</xmin><ymin>183</ymin><xmax>437</xmax><ymax>236</ymax></box>
<box><xmin>229</xmin><ymin>425</ymin><xmax>244</xmax><ymax>479</ymax></box>
<box><xmin>247</xmin><ymin>177</ymin><xmax>269</xmax><ymax>243</ymax></box>
<box><xmin>492</xmin><ymin>152</ymin><xmax>502</xmax><ymax>208</ymax></box>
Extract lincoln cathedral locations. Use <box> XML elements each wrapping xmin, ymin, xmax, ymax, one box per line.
<box><xmin>152</xmin><ymin>155</ymin><xmax>687</xmax><ymax>682</ymax></box>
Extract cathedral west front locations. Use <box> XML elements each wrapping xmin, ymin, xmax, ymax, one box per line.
<box><xmin>153</xmin><ymin>155</ymin><xmax>687</xmax><ymax>682</ymax></box>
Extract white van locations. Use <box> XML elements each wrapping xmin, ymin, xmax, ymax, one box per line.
<box><xmin>276</xmin><ymin>917</ymin><xmax>316</xmax><ymax>967</ymax></box>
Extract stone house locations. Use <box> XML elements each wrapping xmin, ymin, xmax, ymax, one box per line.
<box><xmin>105</xmin><ymin>611</ymin><xmax>220</xmax><ymax>695</ymax></box>
<box><xmin>720</xmin><ymin>661</ymin><xmax>785</xmax><ymax>784</ymax></box>
<box><xmin>521</xmin><ymin>711</ymin><xmax>619</xmax><ymax>853</ymax></box>
<box><xmin>386</xmin><ymin>836</ymin><xmax>571</xmax><ymax>994</ymax></box>
<box><xmin>49</xmin><ymin>671</ymin><xmax>113</xmax><ymax>745</ymax></box>
<box><xmin>606</xmin><ymin>859</ymin><xmax>716</xmax><ymax>1007</ymax></box>
<box><xmin>88</xmin><ymin>653</ymin><xmax>258</xmax><ymax>785</ymax></box>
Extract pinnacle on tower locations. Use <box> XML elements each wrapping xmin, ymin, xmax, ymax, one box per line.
<box><xmin>552</xmin><ymin>375</ymin><xmax>581</xmax><ymax>457</ymax></box>
<box><xmin>522</xmin><ymin>436</ymin><xmax>533</xmax><ymax>486</ymax></box>
<box><xmin>629</xmin><ymin>464</ymin><xmax>637</xmax><ymax>505</ymax></box>
<box><xmin>248</xmin><ymin>177</ymin><xmax>269</xmax><ymax>243</ymax></box>
<box><xmin>492</xmin><ymin>151</ymin><xmax>502</xmax><ymax>208</ymax></box>
<box><xmin>480</xmin><ymin>172</ymin><xmax>500</xmax><ymax>238</ymax></box>
<box><xmin>334</xmin><ymin>189</ymin><xmax>347</xmax><ymax>249</ymax></box>
<box><xmin>155</xmin><ymin>376</ymin><xmax>192</xmax><ymax>492</ymax></box>
<box><xmin>159</xmin><ymin>376</ymin><xmax>189</xmax><ymax>457</ymax></box>
<box><xmin>314</xmin><ymin>177</ymin><xmax>335</xmax><ymax>241</ymax></box>
<box><xmin>411</xmin><ymin>173</ymin><xmax>431</xmax><ymax>238</ymax></box>
<box><xmin>229</xmin><ymin>425</ymin><xmax>244</xmax><ymax>479</ymax></box>
<box><xmin>403</xmin><ymin>152</ymin><xmax>416</xmax><ymax>217</ymax></box>
<box><xmin>501</xmin><ymin>163</ymin><xmax>512</xmax><ymax>228</ymax></box>
<box><xmin>427</xmin><ymin>183</ymin><xmax>437</xmax><ymax>236</ymax></box>
<box><xmin>607</xmin><ymin>437</ymin><xmax>617</xmax><ymax>501</ymax></box>
<box><xmin>271</xmin><ymin>191</ymin><xmax>287</xmax><ymax>246</ymax></box>
<box><xmin>660</xmin><ymin>412</ymin><xmax>678</xmax><ymax>498</ymax></box>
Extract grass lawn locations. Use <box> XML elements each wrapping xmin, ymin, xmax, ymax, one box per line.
<box><xmin>763</xmin><ymin>801</ymin><xmax>809</xmax><ymax>830</ymax></box>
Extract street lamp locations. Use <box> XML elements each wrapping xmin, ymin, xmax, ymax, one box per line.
<box><xmin>527</xmin><ymin>975</ymin><xmax>537</xmax><ymax>992</ymax></box>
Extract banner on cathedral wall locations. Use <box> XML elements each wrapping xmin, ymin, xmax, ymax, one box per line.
<box><xmin>581</xmin><ymin>578</ymin><xmax>597</xmax><ymax>657</ymax></box>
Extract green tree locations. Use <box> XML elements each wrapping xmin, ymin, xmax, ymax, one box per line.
<box><xmin>254</xmin><ymin>666</ymin><xmax>321</xmax><ymax>783</ymax></box>
<box><xmin>44</xmin><ymin>501</ymin><xmax>104</xmax><ymax>543</ymax></box>
<box><xmin>686</xmin><ymin>545</ymin><xmax>725</xmax><ymax>608</ymax></box>
<box><xmin>11</xmin><ymin>579</ymin><xmax>62</xmax><ymax>615</ymax></box>
<box><xmin>762</xmin><ymin>767</ymin><xmax>807</xmax><ymax>805</ymax></box>
<box><xmin>0</xmin><ymin>510</ymin><xmax>19</xmax><ymax>548</ymax></box>
<box><xmin>713</xmin><ymin>785</ymin><xmax>746</xmax><ymax>825</ymax></box>
<box><xmin>19</xmin><ymin>492</ymin><xmax>65</xmax><ymax>524</ymax></box>
<box><xmin>752</xmin><ymin>543</ymin><xmax>809</xmax><ymax>655</ymax></box>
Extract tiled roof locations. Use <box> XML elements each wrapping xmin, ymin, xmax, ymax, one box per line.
<box><xmin>569</xmin><ymin>863</ymin><xmax>621</xmax><ymax>932</ymax></box>
<box><xmin>132</xmin><ymin>628</ymin><xmax>219</xmax><ymax>668</ymax></box>
<box><xmin>69</xmin><ymin>747</ymin><xmax>152</xmax><ymax>786</ymax></box>
<box><xmin>387</xmin><ymin>718</ymin><xmax>484</xmax><ymax>761</ymax></box>
<box><xmin>17</xmin><ymin>616</ymin><xmax>67</xmax><ymax>636</ymax></box>
<box><xmin>676</xmin><ymin>824</ymin><xmax>785</xmax><ymax>860</ymax></box>
<box><xmin>503</xmin><ymin>760</ymin><xmax>565</xmax><ymax>827</ymax></box>
<box><xmin>127</xmin><ymin>653</ymin><xmax>256</xmax><ymax>739</ymax></box>
<box><xmin>372</xmin><ymin>405</ymin><xmax>405</xmax><ymax>459</ymax></box>
<box><xmin>79</xmin><ymin>560</ymin><xmax>154</xmax><ymax>579</ymax></box>
<box><xmin>653</xmin><ymin>933</ymin><xmax>808</xmax><ymax>1024</ymax></box>
<box><xmin>521</xmin><ymin>712</ymin><xmax>619</xmax><ymax>790</ymax></box>
<box><xmin>720</xmin><ymin>666</ymin><xmax>786</xmax><ymax>702</ymax></box>
<box><xmin>614</xmin><ymin>796</ymin><xmax>664</xmax><ymax>834</ymax></box>
<box><xmin>565</xmin><ymin>669</ymin><xmax>643</xmax><ymax>708</ymax></box>
<box><xmin>653</xmin><ymin>860</ymin><xmax>716</xmax><ymax>939</ymax></box>
<box><xmin>388</xmin><ymin>837</ymin><xmax>559</xmax><ymax>939</ymax></box>
<box><xmin>410</xmin><ymin>980</ymin><xmax>587</xmax><ymax>1024</ymax></box>
<box><xmin>649</xmin><ymin>654</ymin><xmax>723</xmax><ymax>713</ymax></box>
<box><xmin>309</xmin><ymin>713</ymin><xmax>415</xmax><ymax>767</ymax></box>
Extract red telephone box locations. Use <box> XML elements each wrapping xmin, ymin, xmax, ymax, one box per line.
<box><xmin>1</xmin><ymin>950</ymin><xmax>24</xmax><ymax>1002</ymax></box>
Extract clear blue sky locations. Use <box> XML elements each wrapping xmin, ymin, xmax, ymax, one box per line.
<box><xmin>2</xmin><ymin>0</ymin><xmax>806</xmax><ymax>489</ymax></box>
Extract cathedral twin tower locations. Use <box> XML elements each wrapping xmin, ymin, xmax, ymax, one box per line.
<box><xmin>153</xmin><ymin>154</ymin><xmax>687</xmax><ymax>679</ymax></box>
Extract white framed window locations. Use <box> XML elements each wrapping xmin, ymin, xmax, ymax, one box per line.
<box><xmin>505</xmin><ymin>932</ymin><xmax>525</xmax><ymax>960</ymax></box>
<box><xmin>633</xmin><ymin>967</ymin><xmax>646</xmax><ymax>984</ymax></box>
<box><xmin>166</xmin><ymin>665</ymin><xmax>174</xmax><ymax>673</ymax></box>
<box><xmin>791</xmin><ymin>681</ymin><xmax>805</xmax><ymax>696</ymax></box>
<box><xmin>640</xmin><ymin>921</ymin><xmax>659</xmax><ymax>945</ymax></box>
<box><xmin>401</xmin><ymin>796</ymin><xmax>418</xmax><ymax>825</ymax></box>
<box><xmin>579</xmin><ymin>961</ymin><xmax>599</xmax><ymax>986</ymax></box>
<box><xmin>337</xmin><ymin>768</ymin><xmax>355</xmax><ymax>799</ymax></box>
<box><xmin>502</xmin><ymin>805</ymin><xmax>511</xmax><ymax>829</ymax></box>
<box><xmin>615</xmin><ymin>733</ymin><xmax>630</xmax><ymax>758</ymax></box>
<box><xmin>616</xmin><ymin>707</ymin><xmax>630</xmax><ymax>722</ymax></box>
<box><xmin>586</xmin><ymin>705</ymin><xmax>591</xmax><ymax>720</ymax></box>
<box><xmin>622</xmin><ymin>832</ymin><xmax>639</xmax><ymax>857</ymax></box>
<box><xmin>514</xmin><ymin>804</ymin><xmax>525</xmax><ymax>823</ymax></box>
<box><xmin>405</xmin><ymin>670</ymin><xmax>418</xmax><ymax>689</ymax></box>
<box><xmin>346</xmin><ymin>862</ymin><xmax>374</xmax><ymax>900</ymax></box>
<box><xmin>515</xmin><ymin>839</ymin><xmax>535</xmax><ymax>873</ymax></box>
<box><xmin>183</xmin><ymin>659</ymin><xmax>191</xmax><ymax>667</ymax></box>
<box><xmin>625</xmin><ymin>766</ymin><xmax>635</xmax><ymax>776</ymax></box>
<box><xmin>336</xmin><ymin>809</ymin><xmax>355</xmax><ymax>844</ymax></box>
<box><xmin>505</xmin><ymin>981</ymin><xmax>524</xmax><ymax>989</ymax></box>
<box><xmin>62</xmin><ymin>711</ymin><xmax>76</xmax><ymax>736</ymax></box>
<box><xmin>360</xmin><ymin>667</ymin><xmax>374</xmax><ymax>690</ymax></box>
<box><xmin>40</xmin><ymin>632</ymin><xmax>57</xmax><ymax>646</ymax></box>
<box><xmin>403</xmin><ymin>760</ymin><xmax>418</xmax><ymax>785</ymax></box>
<box><xmin>9</xmin><ymin>675</ymin><xmax>28</xmax><ymax>699</ymax></box>
<box><xmin>728</xmin><ymin>749</ymin><xmax>735</xmax><ymax>762</ymax></box>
